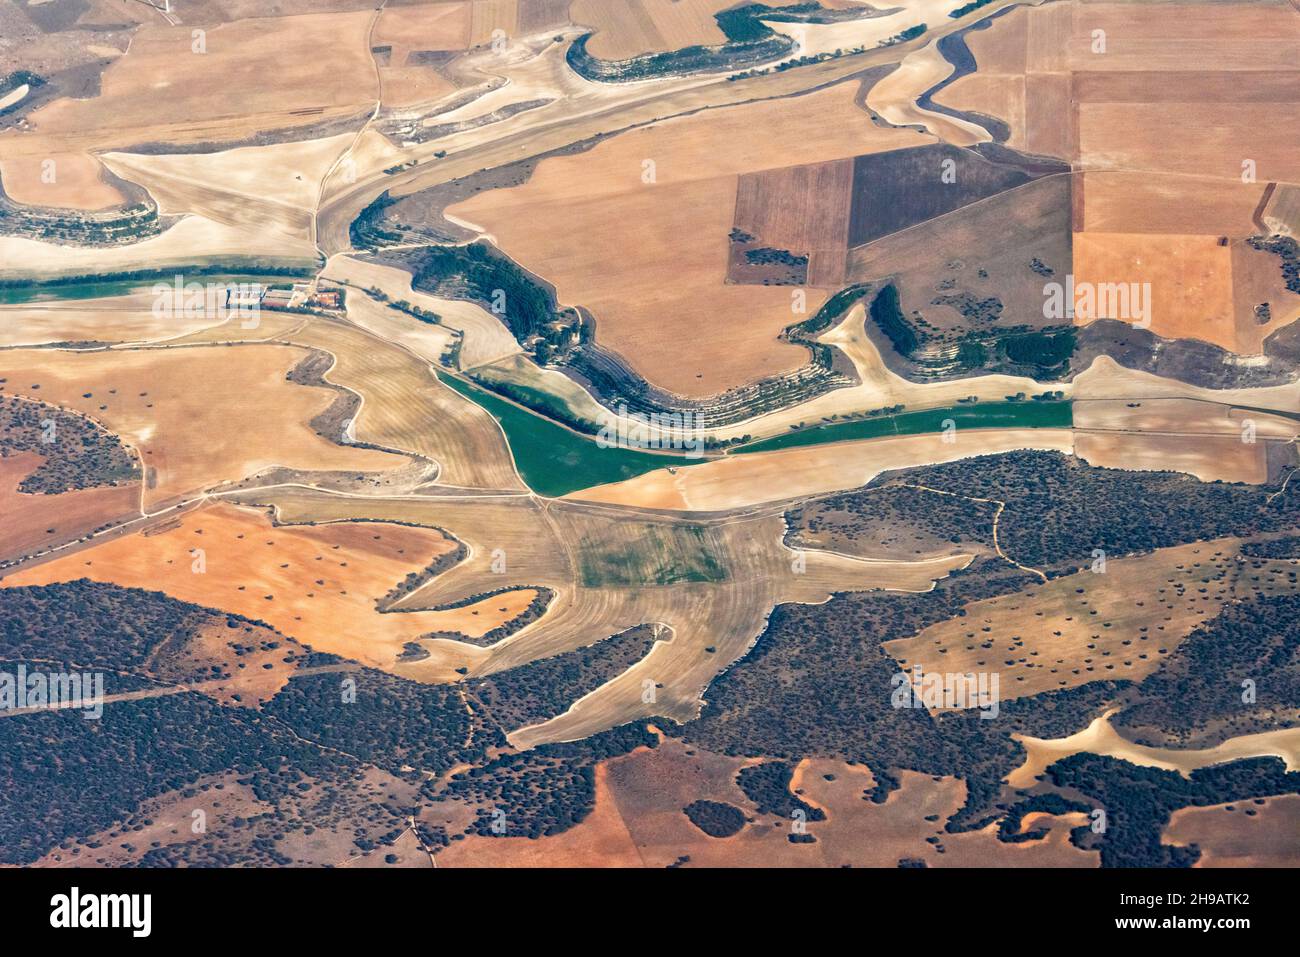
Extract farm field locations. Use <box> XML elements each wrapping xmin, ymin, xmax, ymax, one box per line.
<box><xmin>2</xmin><ymin>0</ymin><xmax>1299</xmax><ymax>882</ymax></box>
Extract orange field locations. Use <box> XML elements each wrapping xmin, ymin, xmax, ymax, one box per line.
<box><xmin>3</xmin><ymin>503</ymin><xmax>539</xmax><ymax>670</ymax></box>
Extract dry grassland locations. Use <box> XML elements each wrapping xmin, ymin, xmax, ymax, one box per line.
<box><xmin>14</xmin><ymin>12</ymin><xmax>377</xmax><ymax>151</ymax></box>
<box><xmin>0</xmin><ymin>344</ymin><xmax>402</xmax><ymax>505</ymax></box>
<box><xmin>568</xmin><ymin>428</ymin><xmax>1076</xmax><ymax>512</ymax></box>
<box><xmin>101</xmin><ymin>135</ymin><xmax>357</xmax><ymax>250</ymax></box>
<box><xmin>449</xmin><ymin>81</ymin><xmax>931</xmax><ymax>397</ymax></box>
<box><xmin>1073</xmin><ymin>355</ymin><xmax>1300</xmax><ymax>421</ymax></box>
<box><xmin>886</xmin><ymin>538</ymin><xmax>1300</xmax><ymax>705</ymax></box>
<box><xmin>0</xmin><ymin>216</ymin><xmax>317</xmax><ymax>280</ymax></box>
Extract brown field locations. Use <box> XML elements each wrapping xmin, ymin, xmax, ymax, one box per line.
<box><xmin>1073</xmin><ymin>432</ymin><xmax>1270</xmax><ymax>485</ymax></box>
<box><xmin>373</xmin><ymin>1</ymin><xmax>472</xmax><ymax>105</ymax></box>
<box><xmin>846</xmin><ymin>173</ymin><xmax>1073</xmax><ymax>342</ymax></box>
<box><xmin>568</xmin><ymin>429</ymin><xmax>1077</xmax><ymax>513</ymax></box>
<box><xmin>1076</xmin><ymin>171</ymin><xmax>1267</xmax><ymax>237</ymax></box>
<box><xmin>1165</xmin><ymin>796</ymin><xmax>1300</xmax><ymax>868</ymax></box>
<box><xmin>0</xmin><ymin>453</ymin><xmax>140</xmax><ymax>565</ymax></box>
<box><xmin>1077</xmin><ymin>102</ymin><xmax>1300</xmax><ymax>184</ymax></box>
<box><xmin>885</xmin><ymin>538</ymin><xmax>1299</xmax><ymax>705</ymax></box>
<box><xmin>437</xmin><ymin>740</ymin><xmax>1097</xmax><ymax>867</ymax></box>
<box><xmin>374</xmin><ymin>3</ymin><xmax>473</xmax><ymax>58</ymax></box>
<box><xmin>1062</xmin><ymin>3</ymin><xmax>1300</xmax><ymax>74</ymax></box>
<box><xmin>0</xmin><ymin>344</ymin><xmax>403</xmax><ymax>506</ymax></box>
<box><xmin>1263</xmin><ymin>183</ymin><xmax>1300</xmax><ymax>236</ymax></box>
<box><xmin>569</xmin><ymin>0</ymin><xmax>732</xmax><ymax>60</ymax></box>
<box><xmin>1071</xmin><ymin>232</ymin><xmax>1237</xmax><ymax>350</ymax></box>
<box><xmin>1231</xmin><ymin>239</ymin><xmax>1300</xmax><ymax>349</ymax></box>
<box><xmin>449</xmin><ymin>80</ymin><xmax>931</xmax><ymax>397</ymax></box>
<box><xmin>731</xmin><ymin>158</ymin><xmax>854</xmax><ymax>288</ymax></box>
<box><xmin>0</xmin><ymin>502</ymin><xmax>543</xmax><ymax>669</ymax></box>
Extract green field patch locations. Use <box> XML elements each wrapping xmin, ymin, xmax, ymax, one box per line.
<box><xmin>436</xmin><ymin>371</ymin><xmax>693</xmax><ymax>497</ymax></box>
<box><xmin>731</xmin><ymin>400</ymin><xmax>1073</xmax><ymax>455</ymax></box>
<box><xmin>578</xmin><ymin>523</ymin><xmax>728</xmax><ymax>588</ymax></box>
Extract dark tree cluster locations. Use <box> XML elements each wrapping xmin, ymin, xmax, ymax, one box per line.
<box><xmin>0</xmin><ymin>396</ymin><xmax>138</xmax><ymax>493</ymax></box>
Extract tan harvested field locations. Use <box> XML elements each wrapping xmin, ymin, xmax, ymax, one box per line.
<box><xmin>1165</xmin><ymin>796</ymin><xmax>1300</xmax><ymax>868</ymax></box>
<box><xmin>1071</xmin><ymin>233</ymin><xmax>1237</xmax><ymax>350</ymax></box>
<box><xmin>1061</xmin><ymin>3</ymin><xmax>1300</xmax><ymax>74</ymax></box>
<box><xmin>215</xmin><ymin>484</ymin><xmax>969</xmax><ymax>742</ymax></box>
<box><xmin>284</xmin><ymin>317</ymin><xmax>524</xmax><ymax>490</ymax></box>
<box><xmin>1072</xmin><ymin>393</ymin><xmax>1299</xmax><ymax>487</ymax></box>
<box><xmin>731</xmin><ymin>158</ymin><xmax>853</xmax><ymax>288</ymax></box>
<box><xmin>0</xmin><ymin>152</ymin><xmax>126</xmax><ymax>211</ymax></box>
<box><xmin>1076</xmin><ymin>171</ymin><xmax>1267</xmax><ymax>236</ymax></box>
<box><xmin>1009</xmin><ymin>712</ymin><xmax>1300</xmax><ymax>789</ymax></box>
<box><xmin>101</xmin><ymin>135</ymin><xmax>358</xmax><ymax>251</ymax></box>
<box><xmin>10</xmin><ymin>13</ymin><xmax>377</xmax><ymax>153</ymax></box>
<box><xmin>0</xmin><ymin>344</ymin><xmax>402</xmax><ymax>506</ymax></box>
<box><xmin>1074</xmin><ymin>431</ymin><xmax>1271</xmax><ymax>485</ymax></box>
<box><xmin>569</xmin><ymin>428</ymin><xmax>1076</xmax><ymax>512</ymax></box>
<box><xmin>1074</xmin><ymin>354</ymin><xmax>1300</xmax><ymax>414</ymax></box>
<box><xmin>1077</xmin><ymin>102</ymin><xmax>1300</xmax><ymax>184</ymax></box>
<box><xmin>0</xmin><ymin>502</ymin><xmax>544</xmax><ymax>669</ymax></box>
<box><xmin>570</xmin><ymin>0</ymin><xmax>732</xmax><ymax>59</ymax></box>
<box><xmin>1072</xmin><ymin>397</ymin><xmax>1300</xmax><ymax>442</ymax></box>
<box><xmin>469</xmin><ymin>0</ymin><xmax>520</xmax><ymax>44</ymax></box>
<box><xmin>373</xmin><ymin>1</ymin><xmax>473</xmax><ymax>106</ymax></box>
<box><xmin>374</xmin><ymin>2</ymin><xmax>473</xmax><ymax>57</ymax></box>
<box><xmin>438</xmin><ymin>742</ymin><xmax>1097</xmax><ymax>867</ymax></box>
<box><xmin>0</xmin><ymin>453</ymin><xmax>140</xmax><ymax>565</ymax></box>
<box><xmin>0</xmin><ymin>293</ymin><xmax>227</xmax><ymax>348</ymax></box>
<box><xmin>886</xmin><ymin>538</ymin><xmax>1299</xmax><ymax>706</ymax></box>
<box><xmin>449</xmin><ymin>80</ymin><xmax>932</xmax><ymax>397</ymax></box>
